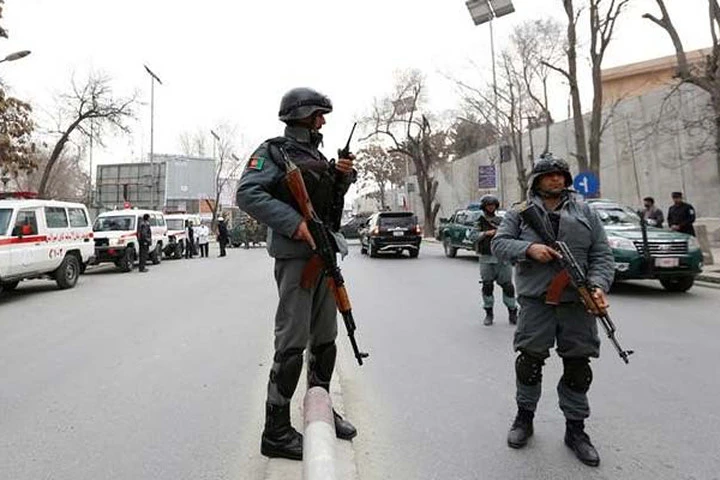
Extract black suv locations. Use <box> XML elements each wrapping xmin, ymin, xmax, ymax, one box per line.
<box><xmin>359</xmin><ymin>211</ymin><xmax>422</xmax><ymax>258</ymax></box>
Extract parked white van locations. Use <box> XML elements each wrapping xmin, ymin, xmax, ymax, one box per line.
<box><xmin>163</xmin><ymin>213</ymin><xmax>201</xmax><ymax>259</ymax></box>
<box><xmin>91</xmin><ymin>209</ymin><xmax>168</xmax><ymax>271</ymax></box>
<box><xmin>0</xmin><ymin>198</ymin><xmax>94</xmax><ymax>293</ymax></box>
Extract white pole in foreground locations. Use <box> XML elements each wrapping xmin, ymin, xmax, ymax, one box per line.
<box><xmin>303</xmin><ymin>387</ymin><xmax>337</xmax><ymax>480</ymax></box>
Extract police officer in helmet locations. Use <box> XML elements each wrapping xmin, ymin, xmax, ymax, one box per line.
<box><xmin>476</xmin><ymin>194</ymin><xmax>517</xmax><ymax>325</ymax></box>
<box><xmin>236</xmin><ymin>87</ymin><xmax>357</xmax><ymax>461</ymax></box>
<box><xmin>492</xmin><ymin>153</ymin><xmax>614</xmax><ymax>467</ymax></box>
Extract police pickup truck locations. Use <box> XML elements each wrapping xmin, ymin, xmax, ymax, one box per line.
<box><xmin>436</xmin><ymin>204</ymin><xmax>505</xmax><ymax>258</ymax></box>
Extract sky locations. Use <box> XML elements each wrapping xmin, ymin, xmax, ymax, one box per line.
<box><xmin>0</xmin><ymin>0</ymin><xmax>711</xmax><ymax>180</ymax></box>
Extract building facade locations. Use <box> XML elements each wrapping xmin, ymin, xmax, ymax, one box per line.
<box><xmin>96</xmin><ymin>154</ymin><xmax>215</xmax><ymax>212</ymax></box>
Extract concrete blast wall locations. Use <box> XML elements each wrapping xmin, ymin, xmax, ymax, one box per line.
<box><xmin>410</xmin><ymin>84</ymin><xmax>719</xmax><ymax>229</ymax></box>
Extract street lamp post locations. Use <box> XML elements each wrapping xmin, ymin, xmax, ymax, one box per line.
<box><xmin>144</xmin><ymin>65</ymin><xmax>163</xmax><ymax>209</ymax></box>
<box><xmin>210</xmin><ymin>130</ymin><xmax>221</xmax><ymax>216</ymax></box>
<box><xmin>466</xmin><ymin>0</ymin><xmax>515</xmax><ymax>206</ymax></box>
<box><xmin>0</xmin><ymin>50</ymin><xmax>31</xmax><ymax>64</ymax></box>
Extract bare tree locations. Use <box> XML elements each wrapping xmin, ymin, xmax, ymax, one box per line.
<box><xmin>37</xmin><ymin>73</ymin><xmax>136</xmax><ymax>197</ymax></box>
<box><xmin>205</xmin><ymin>125</ymin><xmax>243</xmax><ymax>227</ymax></box>
<box><xmin>17</xmin><ymin>148</ymin><xmax>89</xmax><ymax>201</ymax></box>
<box><xmin>355</xmin><ymin>143</ymin><xmax>404</xmax><ymax>210</ymax></box>
<box><xmin>588</xmin><ymin>0</ymin><xmax>632</xmax><ymax>177</ymax></box>
<box><xmin>644</xmin><ymin>0</ymin><xmax>720</xmax><ymax>179</ymax></box>
<box><xmin>178</xmin><ymin>129</ymin><xmax>208</xmax><ymax>157</ymax></box>
<box><xmin>510</xmin><ymin>18</ymin><xmax>565</xmax><ymax>154</ymax></box>
<box><xmin>364</xmin><ymin>70</ymin><xmax>451</xmax><ymax>235</ymax></box>
<box><xmin>544</xmin><ymin>0</ymin><xmax>589</xmax><ymax>172</ymax></box>
<box><xmin>454</xmin><ymin>51</ymin><xmax>539</xmax><ymax>201</ymax></box>
<box><xmin>449</xmin><ymin>114</ymin><xmax>497</xmax><ymax>159</ymax></box>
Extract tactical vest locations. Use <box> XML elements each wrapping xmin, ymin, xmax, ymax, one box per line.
<box><xmin>264</xmin><ymin>137</ymin><xmax>337</xmax><ymax>228</ymax></box>
<box><xmin>477</xmin><ymin>213</ymin><xmax>502</xmax><ymax>255</ymax></box>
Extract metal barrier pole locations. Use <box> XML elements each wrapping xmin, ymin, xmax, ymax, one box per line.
<box><xmin>303</xmin><ymin>387</ymin><xmax>336</xmax><ymax>480</ymax></box>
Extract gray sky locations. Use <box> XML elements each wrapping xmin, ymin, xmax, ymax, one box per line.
<box><xmin>1</xmin><ymin>0</ymin><xmax>710</xmax><ymax>172</ymax></box>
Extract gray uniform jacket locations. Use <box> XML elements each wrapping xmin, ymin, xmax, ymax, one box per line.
<box><xmin>236</xmin><ymin>126</ymin><xmax>354</xmax><ymax>259</ymax></box>
<box><xmin>491</xmin><ymin>193</ymin><xmax>614</xmax><ymax>302</ymax></box>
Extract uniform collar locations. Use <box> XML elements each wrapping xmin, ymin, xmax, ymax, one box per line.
<box><xmin>284</xmin><ymin>126</ymin><xmax>323</xmax><ymax>149</ymax></box>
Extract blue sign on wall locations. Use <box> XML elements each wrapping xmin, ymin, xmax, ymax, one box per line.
<box><xmin>478</xmin><ymin>165</ymin><xmax>497</xmax><ymax>189</ymax></box>
<box><xmin>573</xmin><ymin>171</ymin><xmax>599</xmax><ymax>196</ymax></box>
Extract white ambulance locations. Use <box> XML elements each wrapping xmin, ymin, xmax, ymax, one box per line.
<box><xmin>91</xmin><ymin>208</ymin><xmax>168</xmax><ymax>272</ymax></box>
<box><xmin>163</xmin><ymin>213</ymin><xmax>201</xmax><ymax>259</ymax></box>
<box><xmin>0</xmin><ymin>197</ymin><xmax>95</xmax><ymax>293</ymax></box>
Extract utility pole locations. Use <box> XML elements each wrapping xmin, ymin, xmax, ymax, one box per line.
<box><xmin>466</xmin><ymin>0</ymin><xmax>516</xmax><ymax>206</ymax></box>
<box><xmin>144</xmin><ymin>65</ymin><xmax>163</xmax><ymax>209</ymax></box>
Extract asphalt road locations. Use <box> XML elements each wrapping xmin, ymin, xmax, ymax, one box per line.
<box><xmin>2</xmin><ymin>242</ymin><xmax>720</xmax><ymax>480</ymax></box>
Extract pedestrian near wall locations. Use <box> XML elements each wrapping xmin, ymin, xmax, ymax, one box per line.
<box><xmin>667</xmin><ymin>191</ymin><xmax>696</xmax><ymax>236</ymax></box>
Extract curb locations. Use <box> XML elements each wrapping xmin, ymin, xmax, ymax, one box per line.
<box><xmin>303</xmin><ymin>387</ymin><xmax>336</xmax><ymax>480</ymax></box>
<box><xmin>696</xmin><ymin>274</ymin><xmax>720</xmax><ymax>284</ymax></box>
<box><xmin>264</xmin><ymin>366</ymin><xmax>358</xmax><ymax>480</ymax></box>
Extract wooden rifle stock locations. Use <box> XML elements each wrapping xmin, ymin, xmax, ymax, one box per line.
<box><xmin>280</xmin><ymin>147</ymin><xmax>369</xmax><ymax>366</ymax></box>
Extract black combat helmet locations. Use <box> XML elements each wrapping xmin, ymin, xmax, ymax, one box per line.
<box><xmin>278</xmin><ymin>87</ymin><xmax>333</xmax><ymax>122</ymax></box>
<box><xmin>528</xmin><ymin>153</ymin><xmax>573</xmax><ymax>190</ymax></box>
<box><xmin>480</xmin><ymin>194</ymin><xmax>500</xmax><ymax>211</ymax></box>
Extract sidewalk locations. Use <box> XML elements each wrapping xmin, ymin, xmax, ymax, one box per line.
<box><xmin>697</xmin><ymin>247</ymin><xmax>720</xmax><ymax>284</ymax></box>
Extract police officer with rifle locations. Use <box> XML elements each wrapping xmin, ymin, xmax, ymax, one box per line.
<box><xmin>492</xmin><ymin>154</ymin><xmax>625</xmax><ymax>467</ymax></box>
<box><xmin>475</xmin><ymin>194</ymin><xmax>518</xmax><ymax>326</ymax></box>
<box><xmin>236</xmin><ymin>87</ymin><xmax>365</xmax><ymax>461</ymax></box>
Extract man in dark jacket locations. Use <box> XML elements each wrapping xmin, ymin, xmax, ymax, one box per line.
<box><xmin>217</xmin><ymin>217</ymin><xmax>229</xmax><ymax>257</ymax></box>
<box><xmin>642</xmin><ymin>196</ymin><xmax>664</xmax><ymax>228</ymax></box>
<box><xmin>667</xmin><ymin>192</ymin><xmax>696</xmax><ymax>236</ymax></box>
<box><xmin>185</xmin><ymin>220</ymin><xmax>195</xmax><ymax>259</ymax></box>
<box><xmin>137</xmin><ymin>213</ymin><xmax>152</xmax><ymax>273</ymax></box>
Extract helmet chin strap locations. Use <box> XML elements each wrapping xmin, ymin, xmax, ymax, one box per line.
<box><xmin>536</xmin><ymin>188</ymin><xmax>566</xmax><ymax>199</ymax></box>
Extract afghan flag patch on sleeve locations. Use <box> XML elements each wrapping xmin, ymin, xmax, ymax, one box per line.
<box><xmin>247</xmin><ymin>157</ymin><xmax>265</xmax><ymax>171</ymax></box>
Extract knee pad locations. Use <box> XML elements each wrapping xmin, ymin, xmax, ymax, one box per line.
<box><xmin>515</xmin><ymin>352</ymin><xmax>545</xmax><ymax>386</ymax></box>
<box><xmin>482</xmin><ymin>281</ymin><xmax>494</xmax><ymax>297</ymax></box>
<box><xmin>271</xmin><ymin>348</ymin><xmax>304</xmax><ymax>398</ymax></box>
<box><xmin>500</xmin><ymin>282</ymin><xmax>515</xmax><ymax>298</ymax></box>
<box><xmin>561</xmin><ymin>357</ymin><xmax>592</xmax><ymax>393</ymax></box>
<box><xmin>308</xmin><ymin>341</ymin><xmax>337</xmax><ymax>388</ymax></box>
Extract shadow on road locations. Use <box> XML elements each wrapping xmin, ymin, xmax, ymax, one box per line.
<box><xmin>610</xmin><ymin>280</ymin><xmax>689</xmax><ymax>297</ymax></box>
<box><xmin>0</xmin><ymin>283</ymin><xmax>62</xmax><ymax>305</ymax></box>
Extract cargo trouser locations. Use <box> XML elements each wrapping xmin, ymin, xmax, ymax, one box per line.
<box><xmin>266</xmin><ymin>257</ymin><xmax>338</xmax><ymax>407</ymax></box>
<box><xmin>479</xmin><ymin>258</ymin><xmax>517</xmax><ymax>310</ymax></box>
<box><xmin>514</xmin><ymin>296</ymin><xmax>600</xmax><ymax>420</ymax></box>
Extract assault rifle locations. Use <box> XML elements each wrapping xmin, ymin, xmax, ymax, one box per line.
<box><xmin>278</xmin><ymin>145</ymin><xmax>369</xmax><ymax>366</ymax></box>
<box><xmin>518</xmin><ymin>203</ymin><xmax>634</xmax><ymax>364</ymax></box>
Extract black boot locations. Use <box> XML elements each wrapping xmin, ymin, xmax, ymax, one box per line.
<box><xmin>483</xmin><ymin>308</ymin><xmax>494</xmax><ymax>326</ymax></box>
<box><xmin>261</xmin><ymin>403</ymin><xmax>303</xmax><ymax>461</ymax></box>
<box><xmin>333</xmin><ymin>410</ymin><xmax>357</xmax><ymax>440</ymax></box>
<box><xmin>565</xmin><ymin>419</ymin><xmax>600</xmax><ymax>467</ymax></box>
<box><xmin>507</xmin><ymin>408</ymin><xmax>534</xmax><ymax>449</ymax></box>
<box><xmin>508</xmin><ymin>308</ymin><xmax>518</xmax><ymax>325</ymax></box>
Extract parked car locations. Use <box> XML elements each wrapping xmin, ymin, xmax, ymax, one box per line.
<box><xmin>359</xmin><ymin>211</ymin><xmax>422</xmax><ymax>258</ymax></box>
<box><xmin>91</xmin><ymin>209</ymin><xmax>167</xmax><ymax>272</ymax></box>
<box><xmin>0</xmin><ymin>197</ymin><xmax>94</xmax><ymax>293</ymax></box>
<box><xmin>437</xmin><ymin>205</ymin><xmax>505</xmax><ymax>258</ymax></box>
<box><xmin>587</xmin><ymin>199</ymin><xmax>703</xmax><ymax>292</ymax></box>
